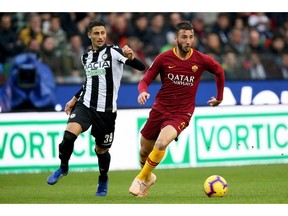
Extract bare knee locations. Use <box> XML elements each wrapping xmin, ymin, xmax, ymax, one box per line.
<box><xmin>95</xmin><ymin>146</ymin><xmax>109</xmax><ymax>154</ymax></box>
<box><xmin>155</xmin><ymin>139</ymin><xmax>170</xmax><ymax>150</ymax></box>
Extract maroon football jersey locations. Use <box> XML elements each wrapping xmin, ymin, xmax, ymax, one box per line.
<box><xmin>138</xmin><ymin>48</ymin><xmax>225</xmax><ymax>115</ymax></box>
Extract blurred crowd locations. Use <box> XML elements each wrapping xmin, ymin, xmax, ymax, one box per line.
<box><xmin>1</xmin><ymin>12</ymin><xmax>288</xmax><ymax>87</ymax></box>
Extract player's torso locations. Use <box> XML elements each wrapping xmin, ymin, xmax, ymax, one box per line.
<box><xmin>159</xmin><ymin>49</ymin><xmax>206</xmax><ymax>94</ymax></box>
<box><xmin>153</xmin><ymin>49</ymin><xmax>208</xmax><ymax>114</ymax></box>
<box><xmin>80</xmin><ymin>45</ymin><xmax>124</xmax><ymax>112</ymax></box>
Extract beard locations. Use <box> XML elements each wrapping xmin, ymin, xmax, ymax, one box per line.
<box><xmin>177</xmin><ymin>42</ymin><xmax>191</xmax><ymax>54</ymax></box>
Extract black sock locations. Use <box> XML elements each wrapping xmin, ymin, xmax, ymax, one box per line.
<box><xmin>96</xmin><ymin>151</ymin><xmax>110</xmax><ymax>182</ymax></box>
<box><xmin>59</xmin><ymin>130</ymin><xmax>77</xmax><ymax>172</ymax></box>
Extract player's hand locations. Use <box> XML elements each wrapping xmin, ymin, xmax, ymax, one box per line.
<box><xmin>122</xmin><ymin>45</ymin><xmax>135</xmax><ymax>60</ymax></box>
<box><xmin>207</xmin><ymin>96</ymin><xmax>222</xmax><ymax>107</ymax></box>
<box><xmin>138</xmin><ymin>92</ymin><xmax>150</xmax><ymax>105</ymax></box>
<box><xmin>64</xmin><ymin>97</ymin><xmax>77</xmax><ymax>115</ymax></box>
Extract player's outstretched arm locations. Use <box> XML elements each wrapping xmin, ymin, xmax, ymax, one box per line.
<box><xmin>138</xmin><ymin>92</ymin><xmax>150</xmax><ymax>105</ymax></box>
<box><xmin>207</xmin><ymin>96</ymin><xmax>222</xmax><ymax>107</ymax></box>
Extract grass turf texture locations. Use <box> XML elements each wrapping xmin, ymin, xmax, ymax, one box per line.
<box><xmin>0</xmin><ymin>163</ymin><xmax>287</xmax><ymax>204</ymax></box>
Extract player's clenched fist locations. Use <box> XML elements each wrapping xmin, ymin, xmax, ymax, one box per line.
<box><xmin>122</xmin><ymin>45</ymin><xmax>134</xmax><ymax>60</ymax></box>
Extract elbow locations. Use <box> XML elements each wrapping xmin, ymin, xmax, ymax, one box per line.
<box><xmin>139</xmin><ymin>65</ymin><xmax>146</xmax><ymax>71</ymax></box>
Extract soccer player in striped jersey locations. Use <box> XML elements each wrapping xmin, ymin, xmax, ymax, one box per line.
<box><xmin>129</xmin><ymin>21</ymin><xmax>225</xmax><ymax>197</ymax></box>
<box><xmin>47</xmin><ymin>19</ymin><xmax>145</xmax><ymax>196</ymax></box>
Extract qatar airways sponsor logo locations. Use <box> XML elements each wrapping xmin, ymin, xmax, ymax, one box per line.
<box><xmin>168</xmin><ymin>73</ymin><xmax>195</xmax><ymax>86</ymax></box>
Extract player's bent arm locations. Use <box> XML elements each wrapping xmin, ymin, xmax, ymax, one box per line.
<box><xmin>125</xmin><ymin>58</ymin><xmax>146</xmax><ymax>71</ymax></box>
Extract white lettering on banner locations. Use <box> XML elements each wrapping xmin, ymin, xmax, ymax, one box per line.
<box><xmin>222</xmin><ymin>86</ymin><xmax>288</xmax><ymax>106</ymax></box>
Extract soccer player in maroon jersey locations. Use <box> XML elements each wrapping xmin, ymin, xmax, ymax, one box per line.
<box><xmin>129</xmin><ymin>21</ymin><xmax>225</xmax><ymax>197</ymax></box>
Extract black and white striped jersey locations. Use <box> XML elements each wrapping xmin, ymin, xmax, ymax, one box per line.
<box><xmin>78</xmin><ymin>44</ymin><xmax>127</xmax><ymax>112</ymax></box>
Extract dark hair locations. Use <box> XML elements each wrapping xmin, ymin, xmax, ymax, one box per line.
<box><xmin>87</xmin><ymin>19</ymin><xmax>106</xmax><ymax>32</ymax></box>
<box><xmin>175</xmin><ymin>21</ymin><xmax>193</xmax><ymax>34</ymax></box>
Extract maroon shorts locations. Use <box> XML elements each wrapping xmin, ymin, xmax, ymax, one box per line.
<box><xmin>141</xmin><ymin>109</ymin><xmax>191</xmax><ymax>140</ymax></box>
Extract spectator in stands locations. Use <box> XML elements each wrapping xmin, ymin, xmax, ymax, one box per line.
<box><xmin>248</xmin><ymin>12</ymin><xmax>273</xmax><ymax>41</ymax></box>
<box><xmin>246</xmin><ymin>28</ymin><xmax>268</xmax><ymax>55</ymax></box>
<box><xmin>63</xmin><ymin>34</ymin><xmax>85</xmax><ymax>84</ymax></box>
<box><xmin>226</xmin><ymin>28</ymin><xmax>248</xmax><ymax>56</ymax></box>
<box><xmin>0</xmin><ymin>13</ymin><xmax>25</xmax><ymax>83</ymax></box>
<box><xmin>76</xmin><ymin>15</ymin><xmax>92</xmax><ymax>49</ymax></box>
<box><xmin>123</xmin><ymin>36</ymin><xmax>149</xmax><ymax>83</ymax></box>
<box><xmin>26</xmin><ymin>38</ymin><xmax>41</xmax><ymax>56</ymax></box>
<box><xmin>221</xmin><ymin>49</ymin><xmax>249</xmax><ymax>80</ymax></box>
<box><xmin>58</xmin><ymin>12</ymin><xmax>79</xmax><ymax>40</ymax></box>
<box><xmin>277</xmin><ymin>19</ymin><xmax>288</xmax><ymax>39</ymax></box>
<box><xmin>204</xmin><ymin>33</ymin><xmax>223</xmax><ymax>62</ymax></box>
<box><xmin>268</xmin><ymin>33</ymin><xmax>286</xmax><ymax>65</ymax></box>
<box><xmin>18</xmin><ymin>13</ymin><xmax>44</xmax><ymax>48</ymax></box>
<box><xmin>129</xmin><ymin>13</ymin><xmax>151</xmax><ymax>52</ymax></box>
<box><xmin>191</xmin><ymin>13</ymin><xmax>206</xmax><ymax>52</ymax></box>
<box><xmin>248</xmin><ymin>51</ymin><xmax>267</xmax><ymax>80</ymax></box>
<box><xmin>210</xmin><ymin>13</ymin><xmax>231</xmax><ymax>46</ymax></box>
<box><xmin>145</xmin><ymin>13</ymin><xmax>167</xmax><ymax>60</ymax></box>
<box><xmin>280</xmin><ymin>52</ymin><xmax>288</xmax><ymax>79</ymax></box>
<box><xmin>39</xmin><ymin>36</ymin><xmax>64</xmax><ymax>83</ymax></box>
<box><xmin>166</xmin><ymin>13</ymin><xmax>183</xmax><ymax>32</ymax></box>
<box><xmin>40</xmin><ymin>12</ymin><xmax>52</xmax><ymax>35</ymax></box>
<box><xmin>160</xmin><ymin>33</ymin><xmax>175</xmax><ymax>53</ymax></box>
<box><xmin>110</xmin><ymin>13</ymin><xmax>129</xmax><ymax>47</ymax></box>
<box><xmin>0</xmin><ymin>13</ymin><xmax>25</xmax><ymax>64</ymax></box>
<box><xmin>160</xmin><ymin>13</ymin><xmax>183</xmax><ymax>54</ymax></box>
<box><xmin>45</xmin><ymin>14</ymin><xmax>68</xmax><ymax>57</ymax></box>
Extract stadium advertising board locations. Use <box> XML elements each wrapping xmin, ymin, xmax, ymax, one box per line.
<box><xmin>55</xmin><ymin>80</ymin><xmax>288</xmax><ymax>109</ymax></box>
<box><xmin>0</xmin><ymin>105</ymin><xmax>287</xmax><ymax>173</ymax></box>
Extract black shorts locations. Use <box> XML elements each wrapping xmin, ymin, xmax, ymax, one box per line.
<box><xmin>68</xmin><ymin>102</ymin><xmax>117</xmax><ymax>148</ymax></box>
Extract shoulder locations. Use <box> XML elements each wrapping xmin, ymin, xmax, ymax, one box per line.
<box><xmin>109</xmin><ymin>44</ymin><xmax>121</xmax><ymax>51</ymax></box>
<box><xmin>82</xmin><ymin>48</ymin><xmax>92</xmax><ymax>56</ymax></box>
<box><xmin>193</xmin><ymin>49</ymin><xmax>214</xmax><ymax>62</ymax></box>
<box><xmin>108</xmin><ymin>44</ymin><xmax>124</xmax><ymax>55</ymax></box>
<box><xmin>154</xmin><ymin>49</ymin><xmax>173</xmax><ymax>61</ymax></box>
<box><xmin>161</xmin><ymin>49</ymin><xmax>174</xmax><ymax>57</ymax></box>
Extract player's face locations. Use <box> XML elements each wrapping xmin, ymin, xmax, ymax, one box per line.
<box><xmin>176</xmin><ymin>29</ymin><xmax>194</xmax><ymax>53</ymax></box>
<box><xmin>88</xmin><ymin>26</ymin><xmax>107</xmax><ymax>50</ymax></box>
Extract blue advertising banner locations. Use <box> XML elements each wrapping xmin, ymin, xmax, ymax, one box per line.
<box><xmin>55</xmin><ymin>80</ymin><xmax>288</xmax><ymax>110</ymax></box>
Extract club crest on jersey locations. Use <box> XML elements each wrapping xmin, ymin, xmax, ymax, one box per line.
<box><xmin>192</xmin><ymin>65</ymin><xmax>198</xmax><ymax>72</ymax></box>
<box><xmin>102</xmin><ymin>53</ymin><xmax>108</xmax><ymax>60</ymax></box>
<box><xmin>70</xmin><ymin>113</ymin><xmax>76</xmax><ymax>118</ymax></box>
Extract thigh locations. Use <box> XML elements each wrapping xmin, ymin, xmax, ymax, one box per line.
<box><xmin>140</xmin><ymin>109</ymin><xmax>164</xmax><ymax>140</ymax></box>
<box><xmin>156</xmin><ymin>125</ymin><xmax>178</xmax><ymax>150</ymax></box>
<box><xmin>67</xmin><ymin>102</ymin><xmax>92</xmax><ymax>132</ymax></box>
<box><xmin>91</xmin><ymin>111</ymin><xmax>117</xmax><ymax>148</ymax></box>
<box><xmin>162</xmin><ymin>114</ymin><xmax>190</xmax><ymax>136</ymax></box>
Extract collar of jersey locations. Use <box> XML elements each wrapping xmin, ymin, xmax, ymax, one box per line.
<box><xmin>92</xmin><ymin>43</ymin><xmax>107</xmax><ymax>53</ymax></box>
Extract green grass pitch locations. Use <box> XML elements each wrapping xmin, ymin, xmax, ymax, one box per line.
<box><xmin>1</xmin><ymin>163</ymin><xmax>287</xmax><ymax>204</ymax></box>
